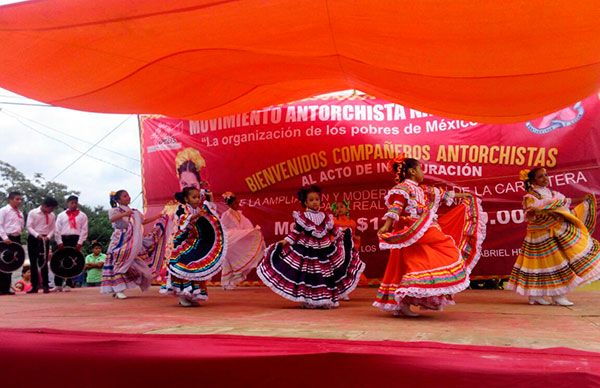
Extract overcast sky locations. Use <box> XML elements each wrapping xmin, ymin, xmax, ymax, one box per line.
<box><xmin>0</xmin><ymin>88</ymin><xmax>143</xmax><ymax>209</ymax></box>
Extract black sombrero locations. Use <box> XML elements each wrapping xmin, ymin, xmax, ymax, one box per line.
<box><xmin>50</xmin><ymin>247</ymin><xmax>85</xmax><ymax>279</ymax></box>
<box><xmin>0</xmin><ymin>241</ymin><xmax>25</xmax><ymax>273</ymax></box>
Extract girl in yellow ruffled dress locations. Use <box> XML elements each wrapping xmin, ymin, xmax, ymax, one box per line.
<box><xmin>507</xmin><ymin>167</ymin><xmax>600</xmax><ymax>306</ymax></box>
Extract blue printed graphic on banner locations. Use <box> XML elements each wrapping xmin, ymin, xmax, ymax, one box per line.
<box><xmin>526</xmin><ymin>102</ymin><xmax>584</xmax><ymax>134</ymax></box>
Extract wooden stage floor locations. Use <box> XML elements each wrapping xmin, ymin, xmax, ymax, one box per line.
<box><xmin>1</xmin><ymin>286</ymin><xmax>599</xmax><ymax>352</ymax></box>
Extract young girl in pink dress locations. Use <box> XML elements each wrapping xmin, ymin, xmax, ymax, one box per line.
<box><xmin>219</xmin><ymin>192</ymin><xmax>265</xmax><ymax>289</ymax></box>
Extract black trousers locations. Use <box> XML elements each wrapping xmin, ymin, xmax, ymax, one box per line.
<box><xmin>27</xmin><ymin>235</ymin><xmax>50</xmax><ymax>291</ymax></box>
<box><xmin>0</xmin><ymin>235</ymin><xmax>22</xmax><ymax>293</ymax></box>
<box><xmin>54</xmin><ymin>235</ymin><xmax>79</xmax><ymax>287</ymax></box>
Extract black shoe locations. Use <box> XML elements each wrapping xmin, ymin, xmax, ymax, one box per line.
<box><xmin>43</xmin><ymin>288</ymin><xmax>50</xmax><ymax>294</ymax></box>
<box><xmin>0</xmin><ymin>291</ymin><xmax>15</xmax><ymax>295</ymax></box>
<box><xmin>27</xmin><ymin>289</ymin><xmax>39</xmax><ymax>294</ymax></box>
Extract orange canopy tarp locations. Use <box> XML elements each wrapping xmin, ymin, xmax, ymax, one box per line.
<box><xmin>0</xmin><ymin>0</ymin><xmax>599</xmax><ymax>123</ymax></box>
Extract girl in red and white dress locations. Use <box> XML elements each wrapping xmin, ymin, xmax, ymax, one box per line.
<box><xmin>375</xmin><ymin>155</ymin><xmax>487</xmax><ymax>316</ymax></box>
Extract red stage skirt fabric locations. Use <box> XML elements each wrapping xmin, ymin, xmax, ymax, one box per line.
<box><xmin>1</xmin><ymin>329</ymin><xmax>598</xmax><ymax>387</ymax></box>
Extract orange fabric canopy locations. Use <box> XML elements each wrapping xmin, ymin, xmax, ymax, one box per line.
<box><xmin>0</xmin><ymin>0</ymin><xmax>599</xmax><ymax>123</ymax></box>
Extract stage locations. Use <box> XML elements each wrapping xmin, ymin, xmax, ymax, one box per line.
<box><xmin>1</xmin><ymin>286</ymin><xmax>600</xmax><ymax>387</ymax></box>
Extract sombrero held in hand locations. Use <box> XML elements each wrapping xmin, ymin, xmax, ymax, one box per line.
<box><xmin>50</xmin><ymin>247</ymin><xmax>85</xmax><ymax>279</ymax></box>
<box><xmin>0</xmin><ymin>241</ymin><xmax>25</xmax><ymax>273</ymax></box>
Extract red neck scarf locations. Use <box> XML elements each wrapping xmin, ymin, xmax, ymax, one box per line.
<box><xmin>66</xmin><ymin>209</ymin><xmax>79</xmax><ymax>229</ymax></box>
<box><xmin>11</xmin><ymin>206</ymin><xmax>22</xmax><ymax>219</ymax></box>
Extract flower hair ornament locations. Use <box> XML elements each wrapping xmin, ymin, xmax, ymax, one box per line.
<box><xmin>175</xmin><ymin>147</ymin><xmax>206</xmax><ymax>173</ymax></box>
<box><xmin>222</xmin><ymin>191</ymin><xmax>236</xmax><ymax>202</ymax></box>
<box><xmin>519</xmin><ymin>169</ymin><xmax>531</xmax><ymax>182</ymax></box>
<box><xmin>331</xmin><ymin>200</ymin><xmax>351</xmax><ymax>216</ymax></box>
<box><xmin>386</xmin><ymin>153</ymin><xmax>407</xmax><ymax>173</ymax></box>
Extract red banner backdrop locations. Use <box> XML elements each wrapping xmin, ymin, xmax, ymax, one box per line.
<box><xmin>140</xmin><ymin>93</ymin><xmax>600</xmax><ymax>281</ymax></box>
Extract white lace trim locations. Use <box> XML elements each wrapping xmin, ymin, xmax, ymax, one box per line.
<box><xmin>338</xmin><ymin>239</ymin><xmax>366</xmax><ymax>299</ymax></box>
<box><xmin>395</xmin><ymin>275</ymin><xmax>470</xmax><ymax>300</ymax></box>
<box><xmin>384</xmin><ymin>186</ymin><xmax>420</xmax><ymax>219</ymax></box>
<box><xmin>443</xmin><ymin>190</ymin><xmax>456</xmax><ymax>206</ymax></box>
<box><xmin>379</xmin><ymin>189</ymin><xmax>442</xmax><ymax>250</ymax></box>
<box><xmin>303</xmin><ymin>209</ymin><xmax>326</xmax><ymax>225</ymax></box>
<box><xmin>159</xmin><ymin>285</ymin><xmax>208</xmax><ymax>302</ymax></box>
<box><xmin>508</xmin><ymin>240</ymin><xmax>600</xmax><ymax>296</ymax></box>
<box><xmin>372</xmin><ymin>301</ymin><xmax>402</xmax><ymax>312</ymax></box>
<box><xmin>292</xmin><ymin>211</ymin><xmax>334</xmax><ymax>238</ymax></box>
<box><xmin>256</xmin><ymin>268</ymin><xmax>341</xmax><ymax>307</ymax></box>
<box><xmin>507</xmin><ymin>266</ymin><xmax>600</xmax><ymax>297</ymax></box>
<box><xmin>466</xmin><ymin>196</ymin><xmax>488</xmax><ymax>274</ymax></box>
<box><xmin>383</xmin><ymin>211</ymin><xmax>400</xmax><ymax>221</ymax></box>
<box><xmin>257</xmin><ymin>234</ymin><xmax>365</xmax><ymax>305</ymax></box>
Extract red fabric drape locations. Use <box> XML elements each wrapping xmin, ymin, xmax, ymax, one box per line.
<box><xmin>1</xmin><ymin>329</ymin><xmax>599</xmax><ymax>387</ymax></box>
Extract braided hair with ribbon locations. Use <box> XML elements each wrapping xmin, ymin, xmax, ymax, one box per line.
<box><xmin>387</xmin><ymin>153</ymin><xmax>420</xmax><ymax>183</ymax></box>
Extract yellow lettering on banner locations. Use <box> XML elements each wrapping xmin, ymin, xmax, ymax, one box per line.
<box><xmin>547</xmin><ymin>148</ymin><xmax>558</xmax><ymax>167</ymax></box>
<box><xmin>436</xmin><ymin>146</ymin><xmax>447</xmax><ymax>162</ymax></box>
<box><xmin>245</xmin><ymin>177</ymin><xmax>258</xmax><ymax>192</ymax></box>
<box><xmin>333</xmin><ymin>144</ymin><xmax>431</xmax><ymax>165</ymax></box>
<box><xmin>533</xmin><ymin>148</ymin><xmax>547</xmax><ymax>166</ymax></box>
<box><xmin>478</xmin><ymin>145</ymin><xmax>489</xmax><ymax>164</ymax></box>
<box><xmin>432</xmin><ymin>144</ymin><xmax>559</xmax><ymax>167</ymax></box>
<box><xmin>244</xmin><ymin>151</ymin><xmax>328</xmax><ymax>192</ymax></box>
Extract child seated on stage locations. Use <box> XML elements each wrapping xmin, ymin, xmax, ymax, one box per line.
<box><xmin>12</xmin><ymin>265</ymin><xmax>32</xmax><ymax>293</ymax></box>
<box><xmin>257</xmin><ymin>185</ymin><xmax>365</xmax><ymax>309</ymax></box>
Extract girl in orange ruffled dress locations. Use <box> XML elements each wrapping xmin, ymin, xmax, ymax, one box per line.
<box><xmin>375</xmin><ymin>155</ymin><xmax>487</xmax><ymax>316</ymax></box>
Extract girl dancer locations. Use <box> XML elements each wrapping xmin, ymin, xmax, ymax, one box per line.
<box><xmin>101</xmin><ymin>190</ymin><xmax>168</xmax><ymax>299</ymax></box>
<box><xmin>219</xmin><ymin>192</ymin><xmax>265</xmax><ymax>289</ymax></box>
<box><xmin>507</xmin><ymin>167</ymin><xmax>600</xmax><ymax>305</ymax></box>
<box><xmin>257</xmin><ymin>185</ymin><xmax>365</xmax><ymax>309</ymax></box>
<box><xmin>332</xmin><ymin>200</ymin><xmax>368</xmax><ymax>287</ymax></box>
<box><xmin>160</xmin><ymin>187</ymin><xmax>226</xmax><ymax>306</ymax></box>
<box><xmin>375</xmin><ymin>155</ymin><xmax>487</xmax><ymax>316</ymax></box>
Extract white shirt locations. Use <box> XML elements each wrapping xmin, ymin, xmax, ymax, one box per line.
<box><xmin>0</xmin><ymin>204</ymin><xmax>24</xmax><ymax>240</ymax></box>
<box><xmin>55</xmin><ymin>209</ymin><xmax>89</xmax><ymax>245</ymax></box>
<box><xmin>26</xmin><ymin>207</ymin><xmax>56</xmax><ymax>239</ymax></box>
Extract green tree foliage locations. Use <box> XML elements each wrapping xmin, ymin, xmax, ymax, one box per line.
<box><xmin>0</xmin><ymin>161</ymin><xmax>112</xmax><ymax>254</ymax></box>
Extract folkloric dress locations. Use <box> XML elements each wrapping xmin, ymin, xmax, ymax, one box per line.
<box><xmin>333</xmin><ymin>214</ymin><xmax>369</xmax><ymax>286</ymax></box>
<box><xmin>101</xmin><ymin>206</ymin><xmax>170</xmax><ymax>294</ymax></box>
<box><xmin>375</xmin><ymin>179</ymin><xmax>487</xmax><ymax>313</ymax></box>
<box><xmin>257</xmin><ymin>209</ymin><xmax>365</xmax><ymax>308</ymax></box>
<box><xmin>507</xmin><ymin>188</ymin><xmax>600</xmax><ymax>295</ymax></box>
<box><xmin>160</xmin><ymin>203</ymin><xmax>226</xmax><ymax>302</ymax></box>
<box><xmin>219</xmin><ymin>208</ymin><xmax>266</xmax><ymax>289</ymax></box>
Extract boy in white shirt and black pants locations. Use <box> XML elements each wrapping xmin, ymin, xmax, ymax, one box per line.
<box><xmin>0</xmin><ymin>192</ymin><xmax>25</xmax><ymax>296</ymax></box>
<box><xmin>54</xmin><ymin>195</ymin><xmax>88</xmax><ymax>291</ymax></box>
<box><xmin>26</xmin><ymin>197</ymin><xmax>58</xmax><ymax>293</ymax></box>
